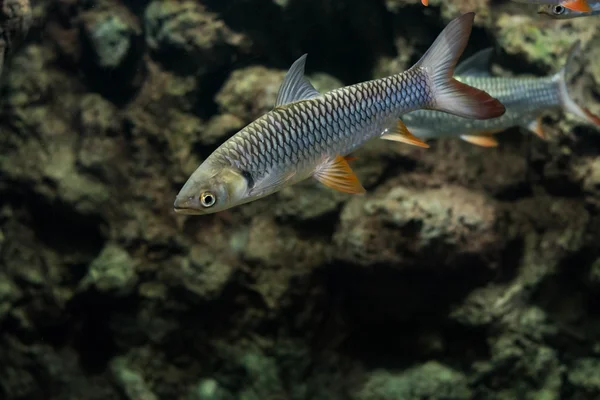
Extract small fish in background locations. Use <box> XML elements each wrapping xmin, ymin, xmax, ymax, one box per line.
<box><xmin>0</xmin><ymin>0</ymin><xmax>33</xmax><ymax>76</ymax></box>
<box><xmin>401</xmin><ymin>40</ymin><xmax>600</xmax><ymax>147</ymax></box>
<box><xmin>174</xmin><ymin>12</ymin><xmax>506</xmax><ymax>215</ymax></box>
<box><xmin>511</xmin><ymin>0</ymin><xmax>592</xmax><ymax>11</ymax></box>
<box><xmin>538</xmin><ymin>0</ymin><xmax>600</xmax><ymax>17</ymax></box>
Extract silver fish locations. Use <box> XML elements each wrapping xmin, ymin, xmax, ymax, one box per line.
<box><xmin>538</xmin><ymin>0</ymin><xmax>600</xmax><ymax>17</ymax></box>
<box><xmin>173</xmin><ymin>12</ymin><xmax>505</xmax><ymax>215</ymax></box>
<box><xmin>401</xmin><ymin>41</ymin><xmax>600</xmax><ymax>147</ymax></box>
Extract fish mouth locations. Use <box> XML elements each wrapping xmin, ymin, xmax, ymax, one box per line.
<box><xmin>173</xmin><ymin>206</ymin><xmax>204</xmax><ymax>215</ymax></box>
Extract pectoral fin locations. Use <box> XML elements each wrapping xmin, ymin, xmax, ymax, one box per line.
<box><xmin>523</xmin><ymin>117</ymin><xmax>546</xmax><ymax>140</ymax></box>
<box><xmin>313</xmin><ymin>155</ymin><xmax>366</xmax><ymax>194</ymax></box>
<box><xmin>381</xmin><ymin>120</ymin><xmax>430</xmax><ymax>148</ymax></box>
<box><xmin>250</xmin><ymin>170</ymin><xmax>297</xmax><ymax>196</ymax></box>
<box><xmin>460</xmin><ymin>134</ymin><xmax>499</xmax><ymax>147</ymax></box>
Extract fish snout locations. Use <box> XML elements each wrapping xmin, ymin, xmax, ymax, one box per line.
<box><xmin>173</xmin><ymin>194</ymin><xmax>202</xmax><ymax>214</ymax></box>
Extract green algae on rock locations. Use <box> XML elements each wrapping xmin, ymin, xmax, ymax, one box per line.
<box><xmin>79</xmin><ymin>244</ymin><xmax>138</xmax><ymax>296</ymax></box>
<box><xmin>334</xmin><ymin>185</ymin><xmax>501</xmax><ymax>268</ymax></box>
<box><xmin>353</xmin><ymin>362</ymin><xmax>472</xmax><ymax>400</ymax></box>
<box><xmin>568</xmin><ymin>358</ymin><xmax>600</xmax><ymax>396</ymax></box>
<box><xmin>144</xmin><ymin>0</ymin><xmax>249</xmax><ymax>76</ymax></box>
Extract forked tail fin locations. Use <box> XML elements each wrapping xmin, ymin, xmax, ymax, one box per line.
<box><xmin>555</xmin><ymin>40</ymin><xmax>600</xmax><ymax>127</ymax></box>
<box><xmin>411</xmin><ymin>12</ymin><xmax>506</xmax><ymax>120</ymax></box>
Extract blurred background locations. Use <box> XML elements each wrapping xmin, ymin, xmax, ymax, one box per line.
<box><xmin>1</xmin><ymin>0</ymin><xmax>600</xmax><ymax>399</ymax></box>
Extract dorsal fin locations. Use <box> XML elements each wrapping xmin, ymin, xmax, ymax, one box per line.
<box><xmin>274</xmin><ymin>54</ymin><xmax>321</xmax><ymax>108</ymax></box>
<box><xmin>455</xmin><ymin>48</ymin><xmax>494</xmax><ymax>77</ymax></box>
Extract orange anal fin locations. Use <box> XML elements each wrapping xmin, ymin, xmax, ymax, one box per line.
<box><xmin>460</xmin><ymin>134</ymin><xmax>499</xmax><ymax>147</ymax></box>
<box><xmin>380</xmin><ymin>120</ymin><xmax>430</xmax><ymax>149</ymax></box>
<box><xmin>582</xmin><ymin>107</ymin><xmax>600</xmax><ymax>127</ymax></box>
<box><xmin>526</xmin><ymin>117</ymin><xmax>546</xmax><ymax>140</ymax></box>
<box><xmin>561</xmin><ymin>0</ymin><xmax>592</xmax><ymax>12</ymax></box>
<box><xmin>313</xmin><ymin>155</ymin><xmax>366</xmax><ymax>195</ymax></box>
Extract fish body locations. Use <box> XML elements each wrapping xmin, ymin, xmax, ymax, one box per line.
<box><xmin>538</xmin><ymin>0</ymin><xmax>600</xmax><ymax>17</ymax></box>
<box><xmin>511</xmin><ymin>0</ymin><xmax>592</xmax><ymax>12</ymax></box>
<box><xmin>174</xmin><ymin>13</ymin><xmax>506</xmax><ymax>215</ymax></box>
<box><xmin>402</xmin><ymin>42</ymin><xmax>600</xmax><ymax>147</ymax></box>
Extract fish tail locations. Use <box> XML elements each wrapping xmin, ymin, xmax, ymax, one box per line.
<box><xmin>412</xmin><ymin>12</ymin><xmax>505</xmax><ymax>120</ymax></box>
<box><xmin>555</xmin><ymin>40</ymin><xmax>600</xmax><ymax>127</ymax></box>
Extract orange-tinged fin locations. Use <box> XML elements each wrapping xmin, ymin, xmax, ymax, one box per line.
<box><xmin>561</xmin><ymin>0</ymin><xmax>591</xmax><ymax>12</ymax></box>
<box><xmin>411</xmin><ymin>12</ymin><xmax>506</xmax><ymax>120</ymax></box>
<box><xmin>422</xmin><ymin>0</ymin><xmax>429</xmax><ymax>5</ymax></box>
<box><xmin>525</xmin><ymin>117</ymin><xmax>546</xmax><ymax>140</ymax></box>
<box><xmin>380</xmin><ymin>120</ymin><xmax>430</xmax><ymax>148</ymax></box>
<box><xmin>313</xmin><ymin>155</ymin><xmax>366</xmax><ymax>194</ymax></box>
<box><xmin>460</xmin><ymin>135</ymin><xmax>499</xmax><ymax>147</ymax></box>
<box><xmin>582</xmin><ymin>107</ymin><xmax>600</xmax><ymax>127</ymax></box>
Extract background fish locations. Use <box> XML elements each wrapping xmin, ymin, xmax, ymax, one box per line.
<box><xmin>538</xmin><ymin>0</ymin><xmax>600</xmax><ymax>17</ymax></box>
<box><xmin>401</xmin><ymin>41</ymin><xmax>600</xmax><ymax>147</ymax></box>
<box><xmin>174</xmin><ymin>12</ymin><xmax>506</xmax><ymax>215</ymax></box>
<box><xmin>511</xmin><ymin>0</ymin><xmax>592</xmax><ymax>12</ymax></box>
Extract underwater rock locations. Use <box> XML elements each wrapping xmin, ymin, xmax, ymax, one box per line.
<box><xmin>353</xmin><ymin>362</ymin><xmax>472</xmax><ymax>400</ymax></box>
<box><xmin>80</xmin><ymin>2</ymin><xmax>145</xmax><ymax>103</ymax></box>
<box><xmin>575</xmin><ymin>157</ymin><xmax>600</xmax><ymax>198</ymax></box>
<box><xmin>77</xmin><ymin>94</ymin><xmax>125</xmax><ymax>181</ymax></box>
<box><xmin>243</xmin><ymin>216</ymin><xmax>330</xmax><ymax>310</ymax></box>
<box><xmin>81</xmin><ymin>7</ymin><xmax>141</xmax><ymax>70</ymax></box>
<box><xmin>175</xmin><ymin>245</ymin><xmax>234</xmax><ymax>302</ymax></box>
<box><xmin>79</xmin><ymin>244</ymin><xmax>138</xmax><ymax>296</ymax></box>
<box><xmin>237</xmin><ymin>350</ymin><xmax>286</xmax><ymax>400</ymax></box>
<box><xmin>495</xmin><ymin>13</ymin><xmax>594</xmax><ymax>69</ymax></box>
<box><xmin>587</xmin><ymin>258</ymin><xmax>600</xmax><ymax>289</ymax></box>
<box><xmin>568</xmin><ymin>358</ymin><xmax>600</xmax><ymax>396</ymax></box>
<box><xmin>273</xmin><ymin>183</ymin><xmax>351</xmax><ymax>222</ymax></box>
<box><xmin>475</xmin><ymin>332</ymin><xmax>564</xmax><ymax>398</ymax></box>
<box><xmin>334</xmin><ymin>184</ymin><xmax>501</xmax><ymax>268</ymax></box>
<box><xmin>215</xmin><ymin>66</ymin><xmax>286</xmax><ymax>123</ymax></box>
<box><xmin>0</xmin><ymin>45</ymin><xmax>112</xmax><ymax>218</ymax></box>
<box><xmin>109</xmin><ymin>356</ymin><xmax>159</xmax><ymax>400</ymax></box>
<box><xmin>0</xmin><ymin>0</ymin><xmax>33</xmax><ymax>73</ymax></box>
<box><xmin>185</xmin><ymin>378</ymin><xmax>234</xmax><ymax>400</ymax></box>
<box><xmin>0</xmin><ymin>273</ymin><xmax>21</xmax><ymax>322</ymax></box>
<box><xmin>202</xmin><ymin>114</ymin><xmax>245</xmax><ymax>146</ymax></box>
<box><xmin>2</xmin><ymin>44</ymin><xmax>51</xmax><ymax>110</ymax></box>
<box><xmin>215</xmin><ymin>64</ymin><xmax>343</xmax><ymax>124</ymax></box>
<box><xmin>144</xmin><ymin>0</ymin><xmax>248</xmax><ymax>77</ymax></box>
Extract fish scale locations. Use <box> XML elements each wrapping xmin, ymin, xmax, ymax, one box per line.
<box><xmin>217</xmin><ymin>74</ymin><xmax>417</xmax><ymax>182</ymax></box>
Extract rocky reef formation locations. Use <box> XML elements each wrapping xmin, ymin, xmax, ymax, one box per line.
<box><xmin>1</xmin><ymin>0</ymin><xmax>600</xmax><ymax>399</ymax></box>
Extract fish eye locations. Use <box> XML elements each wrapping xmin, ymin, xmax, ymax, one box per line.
<box><xmin>200</xmin><ymin>192</ymin><xmax>216</xmax><ymax>207</ymax></box>
<box><xmin>553</xmin><ymin>5</ymin><xmax>565</xmax><ymax>14</ymax></box>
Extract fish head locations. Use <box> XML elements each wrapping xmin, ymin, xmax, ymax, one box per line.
<box><xmin>537</xmin><ymin>4</ymin><xmax>572</xmax><ymax>18</ymax></box>
<box><xmin>173</xmin><ymin>162</ymin><xmax>249</xmax><ymax>215</ymax></box>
